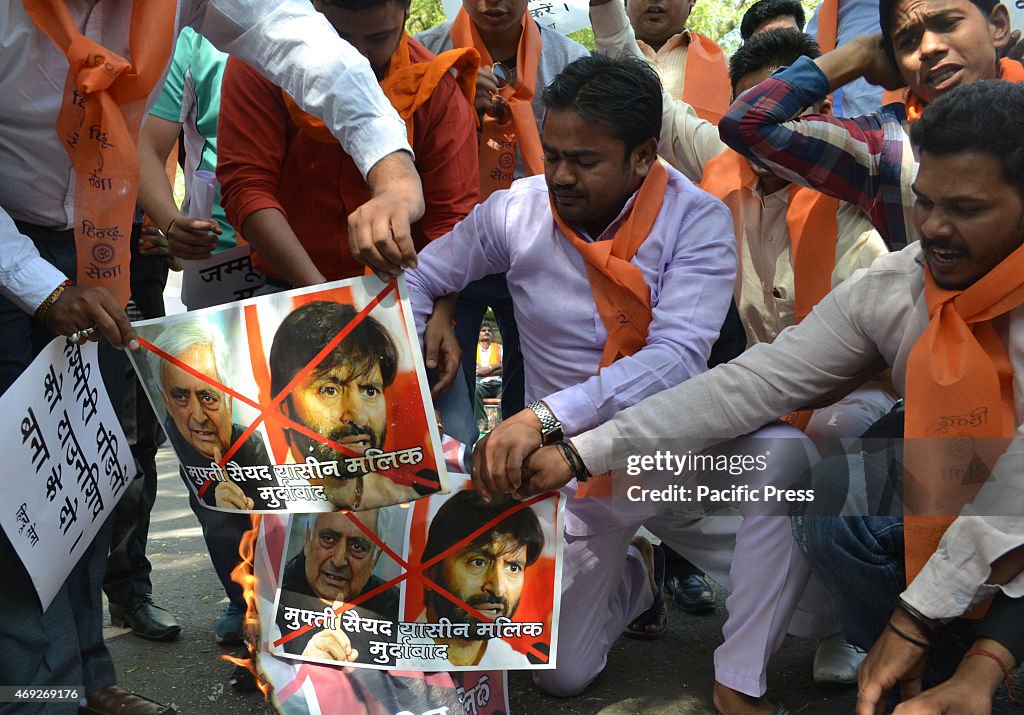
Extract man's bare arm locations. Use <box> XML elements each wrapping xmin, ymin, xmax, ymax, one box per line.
<box><xmin>137</xmin><ymin>115</ymin><xmax>220</xmax><ymax>260</ymax></box>
<box><xmin>241</xmin><ymin>209</ymin><xmax>326</xmax><ymax>288</ymax></box>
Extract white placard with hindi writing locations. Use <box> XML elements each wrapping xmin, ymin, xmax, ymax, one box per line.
<box><xmin>441</xmin><ymin>0</ymin><xmax>591</xmax><ymax>36</ymax></box>
<box><xmin>180</xmin><ymin>243</ymin><xmax>266</xmax><ymax>311</ymax></box>
<box><xmin>0</xmin><ymin>338</ymin><xmax>133</xmax><ymax>609</ymax></box>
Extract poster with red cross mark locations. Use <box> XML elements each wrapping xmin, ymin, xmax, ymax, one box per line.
<box><xmin>268</xmin><ymin>474</ymin><xmax>564</xmax><ymax>671</ymax></box>
<box><xmin>127</xmin><ymin>275</ymin><xmax>449</xmax><ymax>512</ymax></box>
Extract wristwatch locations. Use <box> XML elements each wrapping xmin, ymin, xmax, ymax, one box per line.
<box><xmin>527</xmin><ymin>400</ymin><xmax>563</xmax><ymax>446</ymax></box>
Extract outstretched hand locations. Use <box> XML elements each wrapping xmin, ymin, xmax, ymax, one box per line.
<box><xmin>166</xmin><ymin>216</ymin><xmax>220</xmax><ymax>260</ymax></box>
<box><xmin>45</xmin><ymin>285</ymin><xmax>138</xmax><ymax>351</ymax></box>
<box><xmin>348</xmin><ymin>151</ymin><xmax>424</xmax><ymax>282</ymax></box>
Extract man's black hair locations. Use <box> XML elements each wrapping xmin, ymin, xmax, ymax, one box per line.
<box><xmin>910</xmin><ymin>80</ymin><xmax>1024</xmax><ymax>193</ymax></box>
<box><xmin>739</xmin><ymin>0</ymin><xmax>806</xmax><ymax>40</ymax></box>
<box><xmin>542</xmin><ymin>53</ymin><xmax>662</xmax><ymax>154</ymax></box>
<box><xmin>421</xmin><ymin>490</ymin><xmax>545</xmax><ymax>569</ymax></box>
<box><xmin>729</xmin><ymin>28</ymin><xmax>821</xmax><ymax>95</ymax></box>
<box><xmin>269</xmin><ymin>301</ymin><xmax>399</xmax><ymax>400</ymax></box>
<box><xmin>879</xmin><ymin>0</ymin><xmax>998</xmax><ymax>58</ymax></box>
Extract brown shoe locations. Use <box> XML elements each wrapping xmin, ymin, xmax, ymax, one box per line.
<box><xmin>79</xmin><ymin>685</ymin><xmax>175</xmax><ymax>715</ymax></box>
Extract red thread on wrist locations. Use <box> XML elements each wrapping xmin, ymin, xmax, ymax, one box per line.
<box><xmin>965</xmin><ymin>647</ymin><xmax>1017</xmax><ymax>702</ymax></box>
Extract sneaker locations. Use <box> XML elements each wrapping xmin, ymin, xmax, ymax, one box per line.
<box><xmin>216</xmin><ymin>602</ymin><xmax>246</xmax><ymax>646</ymax></box>
<box><xmin>666</xmin><ymin>573</ymin><xmax>716</xmax><ymax>614</ymax></box>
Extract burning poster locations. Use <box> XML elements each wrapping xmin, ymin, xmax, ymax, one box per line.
<box><xmin>268</xmin><ymin>475</ymin><xmax>564</xmax><ymax>672</ymax></box>
<box><xmin>254</xmin><ymin>513</ymin><xmax>512</xmax><ymax>715</ymax></box>
<box><xmin>128</xmin><ymin>275</ymin><xmax>449</xmax><ymax>513</ymax></box>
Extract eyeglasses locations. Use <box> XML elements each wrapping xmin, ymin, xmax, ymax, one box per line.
<box><xmin>487</xmin><ymin>62</ymin><xmax>516</xmax><ymax>126</ymax></box>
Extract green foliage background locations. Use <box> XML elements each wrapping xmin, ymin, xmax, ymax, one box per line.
<box><xmin>407</xmin><ymin>0</ymin><xmax>822</xmax><ymax>53</ymax></box>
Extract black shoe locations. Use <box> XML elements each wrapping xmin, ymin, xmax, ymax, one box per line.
<box><xmin>110</xmin><ymin>595</ymin><xmax>182</xmax><ymax>641</ymax></box>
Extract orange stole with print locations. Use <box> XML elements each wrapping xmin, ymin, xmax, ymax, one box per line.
<box><xmin>701</xmin><ymin>149</ymin><xmax>839</xmax><ymax>430</ymax></box>
<box><xmin>25</xmin><ymin>0</ymin><xmax>177</xmax><ymax>306</ymax></box>
<box><xmin>902</xmin><ymin>243</ymin><xmax>1024</xmax><ymax>610</ymax></box>
<box><xmin>552</xmin><ymin>162</ymin><xmax>668</xmax><ymax>496</ymax></box>
<box><xmin>450</xmin><ymin>8</ymin><xmax>543</xmax><ymax>199</ymax></box>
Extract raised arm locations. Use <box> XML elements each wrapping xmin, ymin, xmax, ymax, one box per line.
<box><xmin>718</xmin><ymin>51</ymin><xmax>916</xmax><ymax>248</ymax></box>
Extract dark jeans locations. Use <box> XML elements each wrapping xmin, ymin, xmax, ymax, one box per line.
<box><xmin>103</xmin><ymin>249</ymin><xmax>168</xmax><ymax>605</ymax></box>
<box><xmin>185</xmin><ymin>483</ymin><xmax>251</xmax><ymax>611</ymax></box>
<box><xmin>452</xmin><ymin>274</ymin><xmax>524</xmax><ymax>420</ymax></box>
<box><xmin>0</xmin><ymin>224</ymin><xmax>125</xmax><ymax>708</ymax></box>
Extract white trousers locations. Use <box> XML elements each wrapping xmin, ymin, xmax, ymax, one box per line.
<box><xmin>534</xmin><ymin>423</ymin><xmax>831</xmax><ymax>698</ymax></box>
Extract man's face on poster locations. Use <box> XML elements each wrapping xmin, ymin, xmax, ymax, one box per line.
<box><xmin>428</xmin><ymin>532</ymin><xmax>528</xmax><ymax>638</ymax></box>
<box><xmin>160</xmin><ymin>345</ymin><xmax>233</xmax><ymax>460</ymax></box>
<box><xmin>284</xmin><ymin>359</ymin><xmax>388</xmax><ymax>470</ymax></box>
<box><xmin>303</xmin><ymin>510</ymin><xmax>382</xmax><ymax>602</ymax></box>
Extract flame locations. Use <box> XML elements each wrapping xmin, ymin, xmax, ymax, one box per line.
<box><xmin>222</xmin><ymin>514</ymin><xmax>273</xmax><ymax>699</ymax></box>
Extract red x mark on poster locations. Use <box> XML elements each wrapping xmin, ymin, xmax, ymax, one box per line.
<box><xmin>139</xmin><ymin>281</ymin><xmax>435</xmax><ymax>491</ymax></box>
<box><xmin>274</xmin><ymin>491</ymin><xmax>559</xmax><ymax>664</ymax></box>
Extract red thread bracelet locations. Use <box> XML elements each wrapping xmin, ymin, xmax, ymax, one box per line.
<box><xmin>964</xmin><ymin>647</ymin><xmax>1017</xmax><ymax>702</ymax></box>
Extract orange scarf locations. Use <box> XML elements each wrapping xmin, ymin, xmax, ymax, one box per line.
<box><xmin>283</xmin><ymin>34</ymin><xmax>478</xmax><ymax>147</ymax></box>
<box><xmin>905</xmin><ymin>58</ymin><xmax>1024</xmax><ymax>122</ymax></box>
<box><xmin>555</xmin><ymin>162</ymin><xmax>668</xmax><ymax>496</ymax></box>
<box><xmin>451</xmin><ymin>9</ymin><xmax>543</xmax><ymax>199</ymax></box>
<box><xmin>701</xmin><ymin>149</ymin><xmax>839</xmax><ymax>430</ymax></box>
<box><xmin>701</xmin><ymin>150</ymin><xmax>839</xmax><ymax>324</ymax></box>
<box><xmin>25</xmin><ymin>0</ymin><xmax>177</xmax><ymax>306</ymax></box>
<box><xmin>903</xmin><ymin>243</ymin><xmax>1024</xmax><ymax>603</ymax></box>
<box><xmin>679</xmin><ymin>33</ymin><xmax>731</xmax><ymax>125</ymax></box>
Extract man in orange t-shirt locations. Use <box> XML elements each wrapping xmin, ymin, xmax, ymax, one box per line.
<box><xmin>217</xmin><ymin>0</ymin><xmax>479</xmax><ymax>291</ymax></box>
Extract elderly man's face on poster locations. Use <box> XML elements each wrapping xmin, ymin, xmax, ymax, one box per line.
<box><xmin>160</xmin><ymin>345</ymin><xmax>233</xmax><ymax>460</ymax></box>
<box><xmin>303</xmin><ymin>510</ymin><xmax>382</xmax><ymax>602</ymax></box>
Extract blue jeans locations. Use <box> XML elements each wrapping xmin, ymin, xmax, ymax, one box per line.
<box><xmin>185</xmin><ymin>485</ymin><xmax>251</xmax><ymax>612</ymax></box>
<box><xmin>791</xmin><ymin>514</ymin><xmax>906</xmax><ymax>651</ymax></box>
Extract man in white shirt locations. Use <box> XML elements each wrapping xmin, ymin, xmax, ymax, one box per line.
<box><xmin>0</xmin><ymin>2</ymin><xmax>424</xmax><ymax>712</ymax></box>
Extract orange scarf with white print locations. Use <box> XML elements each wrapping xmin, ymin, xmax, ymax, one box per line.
<box><xmin>451</xmin><ymin>8</ymin><xmax>543</xmax><ymax>199</ymax></box>
<box><xmin>25</xmin><ymin>0</ymin><xmax>177</xmax><ymax>306</ymax></box>
<box><xmin>902</xmin><ymin>242</ymin><xmax>1024</xmax><ymax>612</ymax></box>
